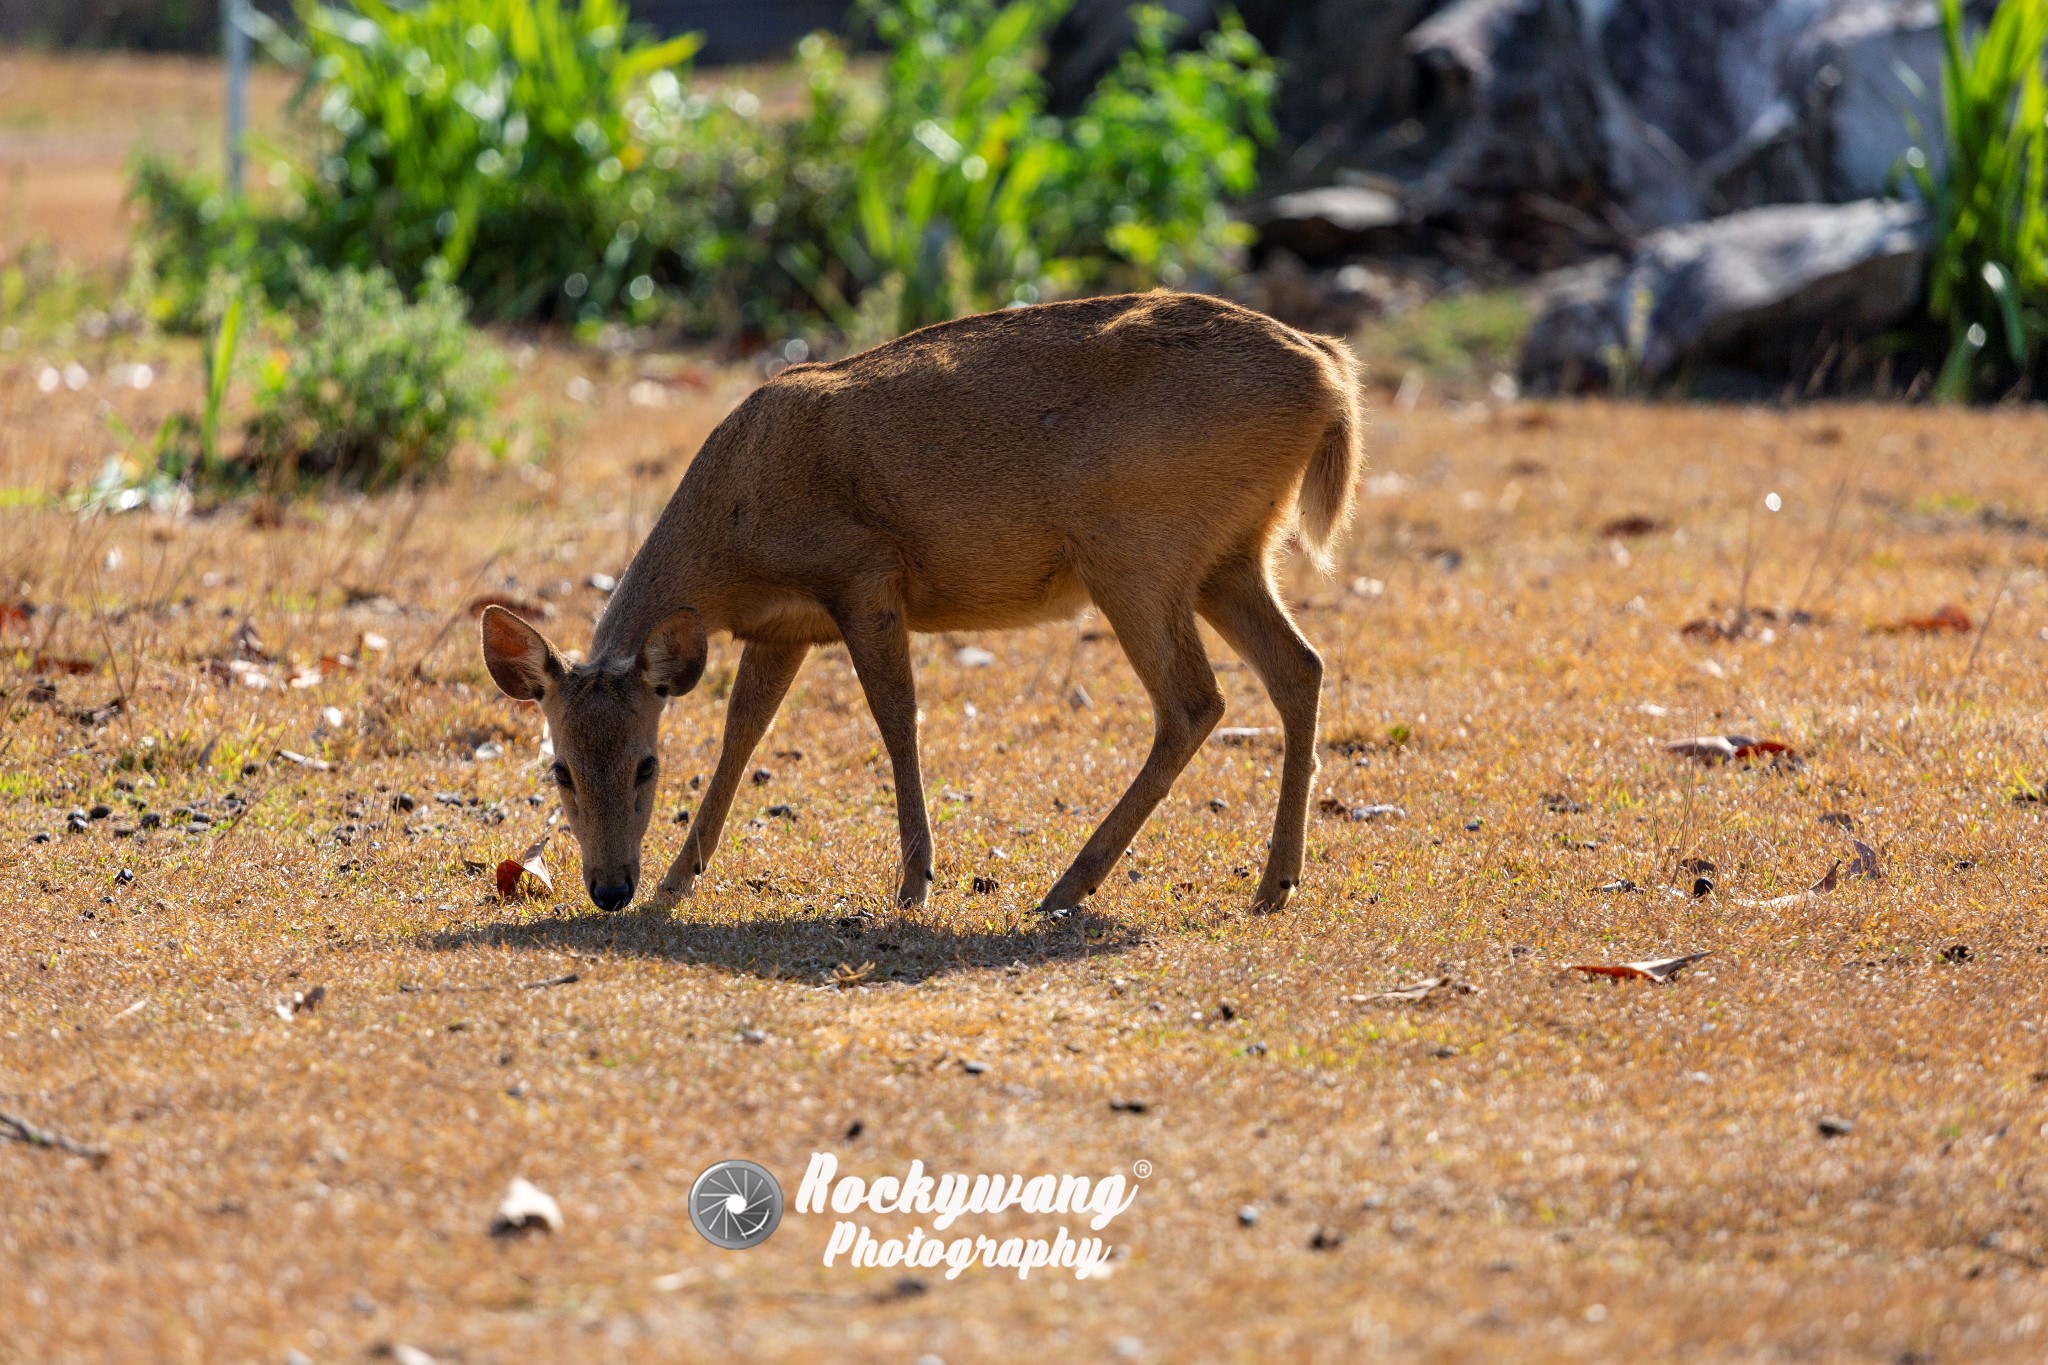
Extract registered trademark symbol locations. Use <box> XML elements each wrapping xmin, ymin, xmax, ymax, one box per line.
<box><xmin>1132</xmin><ymin>1159</ymin><xmax>1152</xmax><ymax>1179</ymax></box>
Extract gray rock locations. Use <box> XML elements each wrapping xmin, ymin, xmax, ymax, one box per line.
<box><xmin>1404</xmin><ymin>0</ymin><xmax>1983</xmax><ymax>255</ymax></box>
<box><xmin>1408</xmin><ymin>0</ymin><xmax>1701</xmax><ymax>247</ymax></box>
<box><xmin>1519</xmin><ymin>199</ymin><xmax>1929</xmax><ymax>391</ymax></box>
<box><xmin>1783</xmin><ymin>1</ymin><xmax>1961</xmax><ymax>199</ymax></box>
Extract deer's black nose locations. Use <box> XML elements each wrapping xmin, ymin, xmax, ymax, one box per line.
<box><xmin>591</xmin><ymin>880</ymin><xmax>634</xmax><ymax>912</ymax></box>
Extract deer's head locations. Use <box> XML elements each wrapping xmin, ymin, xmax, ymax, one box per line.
<box><xmin>478</xmin><ymin>605</ymin><xmax>705</xmax><ymax>911</ymax></box>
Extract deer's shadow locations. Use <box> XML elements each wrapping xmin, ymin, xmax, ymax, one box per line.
<box><xmin>423</xmin><ymin>900</ymin><xmax>1139</xmax><ymax>986</ymax></box>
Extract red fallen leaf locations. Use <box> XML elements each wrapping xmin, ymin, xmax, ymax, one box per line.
<box><xmin>1571</xmin><ymin>951</ymin><xmax>1710</xmax><ymax>983</ymax></box>
<box><xmin>1731</xmin><ymin>739</ymin><xmax>1793</xmax><ymax>760</ymax></box>
<box><xmin>317</xmin><ymin>653</ymin><xmax>356</xmax><ymax>676</ymax></box>
<box><xmin>1881</xmin><ymin>603</ymin><xmax>1974</xmax><ymax>634</ymax></box>
<box><xmin>32</xmin><ymin>655</ymin><xmax>95</xmax><ymax>676</ymax></box>
<box><xmin>0</xmin><ymin>603</ymin><xmax>30</xmax><ymax>633</ymax></box>
<box><xmin>497</xmin><ymin>814</ymin><xmax>558</xmax><ymax>900</ymax></box>
<box><xmin>467</xmin><ymin>594</ymin><xmax>553</xmax><ymax>621</ymax></box>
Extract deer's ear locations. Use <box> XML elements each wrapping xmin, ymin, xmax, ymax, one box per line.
<box><xmin>639</xmin><ymin>609</ymin><xmax>706</xmax><ymax>698</ymax></box>
<box><xmin>479</xmin><ymin>606</ymin><xmax>564</xmax><ymax>701</ymax></box>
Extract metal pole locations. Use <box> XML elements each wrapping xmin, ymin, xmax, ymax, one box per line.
<box><xmin>225</xmin><ymin>0</ymin><xmax>249</xmax><ymax>197</ymax></box>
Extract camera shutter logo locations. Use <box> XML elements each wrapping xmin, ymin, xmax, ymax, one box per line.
<box><xmin>689</xmin><ymin>1160</ymin><xmax>784</xmax><ymax>1249</ymax></box>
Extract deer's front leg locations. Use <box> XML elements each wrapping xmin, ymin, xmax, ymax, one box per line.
<box><xmin>834</xmin><ymin>595</ymin><xmax>932</xmax><ymax>909</ymax></box>
<box><xmin>645</xmin><ymin>638</ymin><xmax>808</xmax><ymax>911</ymax></box>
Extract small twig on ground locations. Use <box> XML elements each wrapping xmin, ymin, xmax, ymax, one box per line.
<box><xmin>521</xmin><ymin>972</ymin><xmax>582</xmax><ymax>990</ymax></box>
<box><xmin>204</xmin><ymin>784</ymin><xmax>272</xmax><ymax>859</ymax></box>
<box><xmin>1961</xmin><ymin>562</ymin><xmax>2016</xmax><ymax>679</ymax></box>
<box><xmin>407</xmin><ymin>547</ymin><xmax>506</xmax><ymax>682</ymax></box>
<box><xmin>0</xmin><ymin>1109</ymin><xmax>109</xmax><ymax>1166</ymax></box>
<box><xmin>86</xmin><ymin>570</ymin><xmax>134</xmax><ymax>732</ymax></box>
<box><xmin>1789</xmin><ymin>458</ymin><xmax>1862</xmax><ymax>616</ymax></box>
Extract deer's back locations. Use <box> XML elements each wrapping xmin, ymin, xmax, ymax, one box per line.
<box><xmin>695</xmin><ymin>293</ymin><xmax>1350</xmax><ymax>632</ymax></box>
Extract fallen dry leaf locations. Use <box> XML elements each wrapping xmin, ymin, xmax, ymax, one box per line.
<box><xmin>1571</xmin><ymin>951</ymin><xmax>1711</xmax><ymax>983</ymax></box>
<box><xmin>1847</xmin><ymin>838</ymin><xmax>1881</xmax><ymax>881</ymax></box>
<box><xmin>1212</xmin><ymin>726</ymin><xmax>1278</xmax><ymax>745</ymax></box>
<box><xmin>1879</xmin><ymin>603</ymin><xmax>1973</xmax><ymax>634</ymax></box>
<box><xmin>1600</xmin><ymin>514</ymin><xmax>1667</xmax><ymax>538</ymax></box>
<box><xmin>274</xmin><ymin>984</ymin><xmax>326</xmax><ymax>1020</ymax></box>
<box><xmin>496</xmin><ymin>814</ymin><xmax>558</xmax><ymax>899</ymax></box>
<box><xmin>491</xmin><ymin>1177</ymin><xmax>563</xmax><ymax>1236</ymax></box>
<box><xmin>1664</xmin><ymin>735</ymin><xmax>1796</xmax><ymax>764</ymax></box>
<box><xmin>31</xmin><ymin>655</ymin><xmax>95</xmax><ymax>676</ymax></box>
<box><xmin>0</xmin><ymin>602</ymin><xmax>31</xmax><ymax>633</ymax></box>
<box><xmin>467</xmin><ymin>594</ymin><xmax>553</xmax><ymax>621</ymax></box>
<box><xmin>278</xmin><ymin>749</ymin><xmax>333</xmax><ymax>772</ymax></box>
<box><xmin>1317</xmin><ymin>797</ymin><xmax>1404</xmax><ymax>822</ymax></box>
<box><xmin>1343</xmin><ymin>976</ymin><xmax>1478</xmax><ymax>1005</ymax></box>
<box><xmin>230</xmin><ymin>621</ymin><xmax>270</xmax><ymax>661</ymax></box>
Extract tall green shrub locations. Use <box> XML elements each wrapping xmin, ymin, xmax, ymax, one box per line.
<box><xmin>667</xmin><ymin>0</ymin><xmax>1276</xmax><ymax>340</ymax></box>
<box><xmin>1909</xmin><ymin>0</ymin><xmax>2048</xmax><ymax>400</ymax></box>
<box><xmin>288</xmin><ymin>0</ymin><xmax>699</xmax><ymax>321</ymax></box>
<box><xmin>130</xmin><ymin>0</ymin><xmax>1275</xmax><ymax>342</ymax></box>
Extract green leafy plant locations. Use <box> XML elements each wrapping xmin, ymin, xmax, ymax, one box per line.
<box><xmin>1907</xmin><ymin>0</ymin><xmax>2048</xmax><ymax>401</ymax></box>
<box><xmin>286</xmin><ymin>0</ymin><xmax>699</xmax><ymax>322</ymax></box>
<box><xmin>128</xmin><ymin>0</ymin><xmax>1275</xmax><ymax>344</ymax></box>
<box><xmin>239</xmin><ymin>261</ymin><xmax>505</xmax><ymax>488</ymax></box>
<box><xmin>802</xmin><ymin>0</ymin><xmax>1276</xmax><ymax>335</ymax></box>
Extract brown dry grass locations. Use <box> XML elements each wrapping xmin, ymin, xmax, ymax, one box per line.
<box><xmin>0</xmin><ymin>50</ymin><xmax>296</xmax><ymax>266</ymax></box>
<box><xmin>4</xmin><ymin>355</ymin><xmax>2048</xmax><ymax>1363</ymax></box>
<box><xmin>6</xmin><ymin>44</ymin><xmax>2048</xmax><ymax>1365</ymax></box>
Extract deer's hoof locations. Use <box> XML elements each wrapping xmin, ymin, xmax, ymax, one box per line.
<box><xmin>1250</xmin><ymin>879</ymin><xmax>1296</xmax><ymax>914</ymax></box>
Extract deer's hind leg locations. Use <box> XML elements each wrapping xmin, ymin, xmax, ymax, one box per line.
<box><xmin>646</xmin><ymin>638</ymin><xmax>809</xmax><ymax>911</ymax></box>
<box><xmin>1038</xmin><ymin>581</ymin><xmax>1224</xmax><ymax>913</ymax></box>
<box><xmin>1198</xmin><ymin>551</ymin><xmax>1324</xmax><ymax>913</ymax></box>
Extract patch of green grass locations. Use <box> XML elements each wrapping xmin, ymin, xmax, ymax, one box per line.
<box><xmin>1353</xmin><ymin>288</ymin><xmax>1530</xmax><ymax>394</ymax></box>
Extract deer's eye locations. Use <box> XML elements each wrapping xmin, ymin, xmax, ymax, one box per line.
<box><xmin>635</xmin><ymin>755</ymin><xmax>658</xmax><ymax>785</ymax></box>
<box><xmin>551</xmin><ymin>763</ymin><xmax>574</xmax><ymax>790</ymax></box>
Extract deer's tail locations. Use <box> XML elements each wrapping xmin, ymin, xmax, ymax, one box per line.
<box><xmin>1297</xmin><ymin>335</ymin><xmax>1364</xmax><ymax>574</ymax></box>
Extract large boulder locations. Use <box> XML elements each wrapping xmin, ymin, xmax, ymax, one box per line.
<box><xmin>1783</xmin><ymin>1</ymin><xmax>1954</xmax><ymax>199</ymax></box>
<box><xmin>1325</xmin><ymin>0</ymin><xmax>1978</xmax><ymax>260</ymax></box>
<box><xmin>1518</xmin><ymin>199</ymin><xmax>1929</xmax><ymax>392</ymax></box>
<box><xmin>1406</xmin><ymin>0</ymin><xmax>1701</xmax><ymax>253</ymax></box>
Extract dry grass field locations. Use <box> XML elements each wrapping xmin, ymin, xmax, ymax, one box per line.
<box><xmin>4</xmin><ymin>355</ymin><xmax>2048</xmax><ymax>1362</ymax></box>
<box><xmin>4</xmin><ymin>46</ymin><xmax>2048</xmax><ymax>1365</ymax></box>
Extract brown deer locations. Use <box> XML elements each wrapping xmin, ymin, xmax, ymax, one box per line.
<box><xmin>480</xmin><ymin>291</ymin><xmax>1362</xmax><ymax>916</ymax></box>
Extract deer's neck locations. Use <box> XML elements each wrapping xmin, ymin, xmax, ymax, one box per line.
<box><xmin>587</xmin><ymin>485</ymin><xmax>722</xmax><ymax>666</ymax></box>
